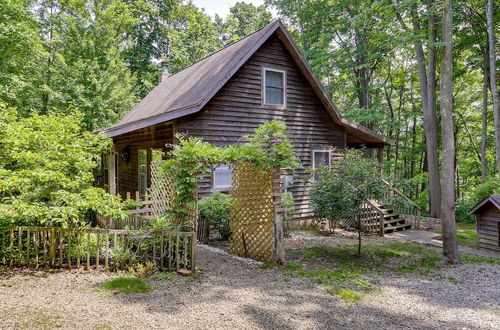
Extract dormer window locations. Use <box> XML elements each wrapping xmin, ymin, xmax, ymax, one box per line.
<box><xmin>263</xmin><ymin>68</ymin><xmax>286</xmax><ymax>106</ymax></box>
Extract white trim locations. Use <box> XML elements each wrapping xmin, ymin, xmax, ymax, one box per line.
<box><xmin>312</xmin><ymin>149</ymin><xmax>332</xmax><ymax>170</ymax></box>
<box><xmin>262</xmin><ymin>67</ymin><xmax>286</xmax><ymax>107</ymax></box>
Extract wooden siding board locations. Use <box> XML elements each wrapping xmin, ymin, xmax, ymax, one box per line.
<box><xmin>113</xmin><ymin>123</ymin><xmax>173</xmax><ymax>197</ymax></box>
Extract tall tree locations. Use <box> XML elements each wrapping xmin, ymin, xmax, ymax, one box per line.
<box><xmin>217</xmin><ymin>1</ymin><xmax>272</xmax><ymax>44</ymax></box>
<box><xmin>440</xmin><ymin>0</ymin><xmax>458</xmax><ymax>264</ymax></box>
<box><xmin>0</xmin><ymin>0</ymin><xmax>44</xmax><ymax>112</ymax></box>
<box><xmin>396</xmin><ymin>1</ymin><xmax>442</xmax><ymax>218</ymax></box>
<box><xmin>33</xmin><ymin>0</ymin><xmax>138</xmax><ymax>131</ymax></box>
<box><xmin>123</xmin><ymin>0</ymin><xmax>179</xmax><ymax>97</ymax></box>
<box><xmin>167</xmin><ymin>3</ymin><xmax>222</xmax><ymax>73</ymax></box>
<box><xmin>487</xmin><ymin>0</ymin><xmax>500</xmax><ymax>178</ymax></box>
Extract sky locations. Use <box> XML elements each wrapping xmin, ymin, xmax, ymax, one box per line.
<box><xmin>191</xmin><ymin>0</ymin><xmax>269</xmax><ymax>19</ymax></box>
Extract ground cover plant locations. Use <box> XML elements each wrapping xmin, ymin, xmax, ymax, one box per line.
<box><xmin>274</xmin><ymin>243</ymin><xmax>500</xmax><ymax>304</ymax></box>
<box><xmin>434</xmin><ymin>222</ymin><xmax>477</xmax><ymax>246</ymax></box>
<box><xmin>102</xmin><ymin>276</ymin><xmax>151</xmax><ymax>294</ymax></box>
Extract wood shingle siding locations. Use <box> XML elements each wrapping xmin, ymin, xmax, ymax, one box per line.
<box><xmin>175</xmin><ymin>33</ymin><xmax>345</xmax><ymax>222</ymax></box>
<box><xmin>469</xmin><ymin>196</ymin><xmax>500</xmax><ymax>253</ymax></box>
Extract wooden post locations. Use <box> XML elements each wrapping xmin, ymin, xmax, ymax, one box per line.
<box><xmin>49</xmin><ymin>228</ymin><xmax>56</xmax><ymax>267</ymax></box>
<box><xmin>377</xmin><ymin>147</ymin><xmax>384</xmax><ymax>174</ymax></box>
<box><xmin>109</xmin><ymin>151</ymin><xmax>117</xmax><ymax>196</ymax></box>
<box><xmin>272</xmin><ymin>168</ymin><xmax>285</xmax><ymax>265</ymax></box>
<box><xmin>379</xmin><ymin>213</ymin><xmax>385</xmax><ymax>237</ymax></box>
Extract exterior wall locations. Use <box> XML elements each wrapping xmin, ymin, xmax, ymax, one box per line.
<box><xmin>477</xmin><ymin>204</ymin><xmax>500</xmax><ymax>252</ymax></box>
<box><xmin>175</xmin><ymin>32</ymin><xmax>346</xmax><ymax>222</ymax></box>
<box><xmin>112</xmin><ymin>122</ymin><xmax>173</xmax><ymax>198</ymax></box>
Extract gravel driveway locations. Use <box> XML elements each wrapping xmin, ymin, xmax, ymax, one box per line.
<box><xmin>0</xmin><ymin>234</ymin><xmax>499</xmax><ymax>329</ymax></box>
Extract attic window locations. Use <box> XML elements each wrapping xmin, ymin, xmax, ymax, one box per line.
<box><xmin>263</xmin><ymin>68</ymin><xmax>286</xmax><ymax>106</ymax></box>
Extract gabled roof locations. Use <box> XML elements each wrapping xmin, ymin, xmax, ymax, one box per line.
<box><xmin>104</xmin><ymin>21</ymin><xmax>390</xmax><ymax>146</ymax></box>
<box><xmin>468</xmin><ymin>195</ymin><xmax>500</xmax><ymax>214</ymax></box>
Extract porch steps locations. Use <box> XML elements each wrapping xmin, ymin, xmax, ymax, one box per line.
<box><xmin>363</xmin><ymin>201</ymin><xmax>412</xmax><ymax>234</ymax></box>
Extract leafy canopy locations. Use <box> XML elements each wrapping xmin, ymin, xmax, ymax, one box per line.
<box><xmin>0</xmin><ymin>105</ymin><xmax>130</xmax><ymax>227</ymax></box>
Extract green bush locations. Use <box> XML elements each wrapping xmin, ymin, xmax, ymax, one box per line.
<box><xmin>455</xmin><ymin>201</ymin><xmax>475</xmax><ymax>223</ymax></box>
<box><xmin>0</xmin><ymin>106</ymin><xmax>130</xmax><ymax>227</ymax></box>
<box><xmin>470</xmin><ymin>178</ymin><xmax>500</xmax><ymax>202</ymax></box>
<box><xmin>310</xmin><ymin>148</ymin><xmax>383</xmax><ymax>254</ymax></box>
<box><xmin>198</xmin><ymin>192</ymin><xmax>232</xmax><ymax>240</ymax></box>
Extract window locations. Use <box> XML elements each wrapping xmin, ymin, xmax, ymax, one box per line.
<box><xmin>263</xmin><ymin>68</ymin><xmax>285</xmax><ymax>106</ymax></box>
<box><xmin>213</xmin><ymin>164</ymin><xmax>232</xmax><ymax>189</ymax></box>
<box><xmin>312</xmin><ymin>150</ymin><xmax>331</xmax><ymax>170</ymax></box>
<box><xmin>138</xmin><ymin>149</ymin><xmax>148</xmax><ymax>196</ymax></box>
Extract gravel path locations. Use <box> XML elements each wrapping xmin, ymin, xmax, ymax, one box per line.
<box><xmin>0</xmin><ymin>234</ymin><xmax>499</xmax><ymax>329</ymax></box>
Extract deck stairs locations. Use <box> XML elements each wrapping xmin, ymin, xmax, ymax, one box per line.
<box><xmin>368</xmin><ymin>200</ymin><xmax>412</xmax><ymax>234</ymax></box>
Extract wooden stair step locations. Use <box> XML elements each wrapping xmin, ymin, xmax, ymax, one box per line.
<box><xmin>384</xmin><ymin>223</ymin><xmax>412</xmax><ymax>233</ymax></box>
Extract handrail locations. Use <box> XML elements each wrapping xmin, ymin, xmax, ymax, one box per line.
<box><xmin>381</xmin><ymin>178</ymin><xmax>422</xmax><ymax>211</ymax></box>
<box><xmin>343</xmin><ymin>180</ymin><xmax>385</xmax><ymax>236</ymax></box>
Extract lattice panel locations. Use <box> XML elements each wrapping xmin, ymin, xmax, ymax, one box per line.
<box><xmin>149</xmin><ymin>161</ymin><xmax>176</xmax><ymax>218</ymax></box>
<box><xmin>229</xmin><ymin>163</ymin><xmax>274</xmax><ymax>261</ymax></box>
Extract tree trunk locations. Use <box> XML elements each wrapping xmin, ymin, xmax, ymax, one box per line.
<box><xmin>487</xmin><ymin>0</ymin><xmax>500</xmax><ymax>178</ymax></box>
<box><xmin>411</xmin><ymin>2</ymin><xmax>442</xmax><ymax>218</ymax></box>
<box><xmin>440</xmin><ymin>0</ymin><xmax>458</xmax><ymax>264</ymax></box>
<box><xmin>481</xmin><ymin>59</ymin><xmax>489</xmax><ymax>184</ymax></box>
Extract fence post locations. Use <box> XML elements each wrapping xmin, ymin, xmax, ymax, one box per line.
<box><xmin>49</xmin><ymin>228</ymin><xmax>56</xmax><ymax>267</ymax></box>
<box><xmin>272</xmin><ymin>167</ymin><xmax>285</xmax><ymax>265</ymax></box>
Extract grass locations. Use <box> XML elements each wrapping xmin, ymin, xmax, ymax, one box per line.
<box><xmin>102</xmin><ymin>276</ymin><xmax>151</xmax><ymax>294</ymax></box>
<box><xmin>279</xmin><ymin>242</ymin><xmax>500</xmax><ymax>304</ymax></box>
<box><xmin>434</xmin><ymin>222</ymin><xmax>477</xmax><ymax>246</ymax></box>
<box><xmin>326</xmin><ymin>286</ymin><xmax>365</xmax><ymax>304</ymax></box>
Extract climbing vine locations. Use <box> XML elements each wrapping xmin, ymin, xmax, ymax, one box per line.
<box><xmin>161</xmin><ymin>120</ymin><xmax>300</xmax><ymax>227</ymax></box>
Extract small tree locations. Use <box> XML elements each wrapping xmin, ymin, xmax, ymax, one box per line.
<box><xmin>310</xmin><ymin>148</ymin><xmax>383</xmax><ymax>254</ymax></box>
<box><xmin>0</xmin><ymin>105</ymin><xmax>130</xmax><ymax>228</ymax></box>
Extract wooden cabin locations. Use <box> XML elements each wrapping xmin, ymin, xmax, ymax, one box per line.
<box><xmin>100</xmin><ymin>21</ymin><xmax>390</xmax><ymax>226</ymax></box>
<box><xmin>468</xmin><ymin>195</ymin><xmax>500</xmax><ymax>253</ymax></box>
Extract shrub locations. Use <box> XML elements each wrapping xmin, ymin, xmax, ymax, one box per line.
<box><xmin>198</xmin><ymin>192</ymin><xmax>232</xmax><ymax>240</ymax></box>
<box><xmin>0</xmin><ymin>106</ymin><xmax>130</xmax><ymax>227</ymax></box>
<box><xmin>470</xmin><ymin>178</ymin><xmax>500</xmax><ymax>202</ymax></box>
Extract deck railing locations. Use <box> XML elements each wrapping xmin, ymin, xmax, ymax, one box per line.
<box><xmin>380</xmin><ymin>178</ymin><xmax>423</xmax><ymax>228</ymax></box>
<box><xmin>0</xmin><ymin>227</ymin><xmax>195</xmax><ymax>271</ymax></box>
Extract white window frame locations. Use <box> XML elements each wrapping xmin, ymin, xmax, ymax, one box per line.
<box><xmin>212</xmin><ymin>164</ymin><xmax>232</xmax><ymax>190</ymax></box>
<box><xmin>262</xmin><ymin>67</ymin><xmax>286</xmax><ymax>107</ymax></box>
<box><xmin>312</xmin><ymin>150</ymin><xmax>332</xmax><ymax>170</ymax></box>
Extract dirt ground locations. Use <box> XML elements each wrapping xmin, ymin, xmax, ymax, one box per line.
<box><xmin>0</xmin><ymin>232</ymin><xmax>499</xmax><ymax>330</ymax></box>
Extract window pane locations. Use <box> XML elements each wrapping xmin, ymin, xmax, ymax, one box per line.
<box><xmin>265</xmin><ymin>87</ymin><xmax>284</xmax><ymax>105</ymax></box>
<box><xmin>265</xmin><ymin>70</ymin><xmax>283</xmax><ymax>88</ymax></box>
<box><xmin>214</xmin><ymin>164</ymin><xmax>232</xmax><ymax>187</ymax></box>
<box><xmin>313</xmin><ymin>151</ymin><xmax>330</xmax><ymax>169</ymax></box>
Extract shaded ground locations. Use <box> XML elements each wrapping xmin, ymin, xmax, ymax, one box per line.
<box><xmin>0</xmin><ymin>232</ymin><xmax>499</xmax><ymax>329</ymax></box>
